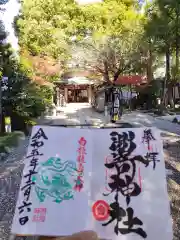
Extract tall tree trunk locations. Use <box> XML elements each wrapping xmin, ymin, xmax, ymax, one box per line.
<box><xmin>113</xmin><ymin>69</ymin><xmax>121</xmax><ymax>83</ymax></box>
<box><xmin>166</xmin><ymin>45</ymin><xmax>170</xmax><ymax>86</ymax></box>
<box><xmin>175</xmin><ymin>37</ymin><xmax>179</xmax><ymax>80</ymax></box>
<box><xmin>175</xmin><ymin>7</ymin><xmax>179</xmax><ymax>82</ymax></box>
<box><xmin>103</xmin><ymin>61</ymin><xmax>110</xmax><ymax>83</ymax></box>
<box><xmin>1</xmin><ymin>114</ymin><xmax>5</xmax><ymax>133</ymax></box>
<box><xmin>103</xmin><ymin>60</ymin><xmax>110</xmax><ymax>110</ymax></box>
<box><xmin>164</xmin><ymin>44</ymin><xmax>174</xmax><ymax>108</ymax></box>
<box><xmin>146</xmin><ymin>40</ymin><xmax>153</xmax><ymax>83</ymax></box>
<box><xmin>168</xmin><ymin>83</ymin><xmax>174</xmax><ymax>108</ymax></box>
<box><xmin>11</xmin><ymin>112</ymin><xmax>28</xmax><ymax>135</ymax></box>
<box><xmin>162</xmin><ymin>44</ymin><xmax>170</xmax><ymax>105</ymax></box>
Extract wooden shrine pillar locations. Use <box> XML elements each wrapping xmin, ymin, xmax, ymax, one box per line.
<box><xmin>88</xmin><ymin>85</ymin><xmax>92</xmax><ymax>103</ymax></box>
<box><xmin>56</xmin><ymin>86</ymin><xmax>60</xmax><ymax>106</ymax></box>
<box><xmin>64</xmin><ymin>87</ymin><xmax>68</xmax><ymax>103</ymax></box>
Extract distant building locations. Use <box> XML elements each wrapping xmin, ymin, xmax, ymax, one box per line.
<box><xmin>93</xmin><ymin>75</ymin><xmax>146</xmax><ymax>112</ymax></box>
<box><xmin>54</xmin><ymin>72</ymin><xmax>95</xmax><ymax>106</ymax></box>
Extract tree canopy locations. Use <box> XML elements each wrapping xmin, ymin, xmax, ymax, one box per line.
<box><xmin>0</xmin><ymin>18</ymin><xmax>52</xmax><ymax>133</ymax></box>
<box><xmin>16</xmin><ymin>0</ymin><xmax>145</xmax><ymax>82</ymax></box>
<box><xmin>15</xmin><ymin>0</ymin><xmax>180</xmax><ymax>100</ymax></box>
<box><xmin>143</xmin><ymin>0</ymin><xmax>180</xmax><ymax>104</ymax></box>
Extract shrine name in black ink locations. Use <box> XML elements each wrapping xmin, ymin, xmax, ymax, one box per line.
<box><xmin>102</xmin><ymin>202</ymin><xmax>147</xmax><ymax>238</ymax></box>
<box><xmin>102</xmin><ymin>131</ymin><xmax>147</xmax><ymax>239</ymax></box>
<box><xmin>104</xmin><ymin>131</ymin><xmax>149</xmax><ymax>205</ymax></box>
<box><xmin>18</xmin><ymin>128</ymin><xmax>48</xmax><ymax>226</ymax></box>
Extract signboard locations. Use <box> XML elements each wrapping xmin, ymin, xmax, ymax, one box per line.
<box><xmin>1</xmin><ymin>76</ymin><xmax>8</xmax><ymax>91</ymax></box>
<box><xmin>11</xmin><ymin>126</ymin><xmax>172</xmax><ymax>240</ymax></box>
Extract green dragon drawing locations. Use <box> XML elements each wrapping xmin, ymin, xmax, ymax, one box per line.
<box><xmin>32</xmin><ymin>157</ymin><xmax>77</xmax><ymax>203</ymax></box>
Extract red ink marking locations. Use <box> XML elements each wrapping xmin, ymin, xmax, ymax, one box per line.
<box><xmin>77</xmin><ymin>154</ymin><xmax>85</xmax><ymax>163</ymax></box>
<box><xmin>92</xmin><ymin>200</ymin><xmax>110</xmax><ymax>221</ymax></box>
<box><xmin>138</xmin><ymin>167</ymin><xmax>142</xmax><ymax>190</ymax></box>
<box><xmin>74</xmin><ymin>176</ymin><xmax>84</xmax><ymax>191</ymax></box>
<box><xmin>32</xmin><ymin>208</ymin><xmax>46</xmax><ymax>222</ymax></box>
<box><xmin>77</xmin><ymin>163</ymin><xmax>84</xmax><ymax>172</ymax></box>
<box><xmin>74</xmin><ymin>137</ymin><xmax>87</xmax><ymax>192</ymax></box>
<box><xmin>79</xmin><ymin>137</ymin><xmax>87</xmax><ymax>146</ymax></box>
<box><xmin>148</xmin><ymin>144</ymin><xmax>153</xmax><ymax>151</ymax></box>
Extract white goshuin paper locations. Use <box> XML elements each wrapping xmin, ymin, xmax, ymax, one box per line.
<box><xmin>90</xmin><ymin>128</ymin><xmax>172</xmax><ymax>240</ymax></box>
<box><xmin>11</xmin><ymin>126</ymin><xmax>93</xmax><ymax>236</ymax></box>
<box><xmin>11</xmin><ymin>126</ymin><xmax>173</xmax><ymax>240</ymax></box>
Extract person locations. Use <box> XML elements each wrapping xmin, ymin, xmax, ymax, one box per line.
<box><xmin>39</xmin><ymin>231</ymin><xmax>99</xmax><ymax>240</ymax></box>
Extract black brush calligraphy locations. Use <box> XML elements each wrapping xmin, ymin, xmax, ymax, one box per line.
<box><xmin>18</xmin><ymin>128</ymin><xmax>48</xmax><ymax>225</ymax></box>
<box><xmin>102</xmin><ymin>131</ymin><xmax>148</xmax><ymax>238</ymax></box>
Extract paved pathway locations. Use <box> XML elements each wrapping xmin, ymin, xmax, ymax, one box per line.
<box><xmin>122</xmin><ymin>111</ymin><xmax>180</xmax><ymax>136</ymax></box>
<box><xmin>45</xmin><ymin>103</ymin><xmax>180</xmax><ymax>134</ymax></box>
<box><xmin>45</xmin><ymin>103</ymin><xmax>106</xmax><ymax>126</ymax></box>
<box><xmin>1</xmin><ymin>103</ymin><xmax>180</xmax><ymax>239</ymax></box>
<box><xmin>0</xmin><ymin>137</ymin><xmax>30</xmax><ymax>240</ymax></box>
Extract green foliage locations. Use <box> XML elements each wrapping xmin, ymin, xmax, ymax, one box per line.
<box><xmin>144</xmin><ymin>0</ymin><xmax>180</xmax><ymax>82</ymax></box>
<box><xmin>0</xmin><ymin>9</ymin><xmax>53</xmax><ymax>134</ymax></box>
<box><xmin>0</xmin><ymin>20</ymin><xmax>7</xmax><ymax>78</ymax></box>
<box><xmin>0</xmin><ymin>132</ymin><xmax>23</xmax><ymax>155</ymax></box>
<box><xmin>144</xmin><ymin>1</ymin><xmax>172</xmax><ymax>51</ymax></box>
<box><xmin>19</xmin><ymin>55</ymin><xmax>33</xmax><ymax>77</ymax></box>
<box><xmin>2</xmin><ymin>71</ymin><xmax>52</xmax><ymax>118</ymax></box>
<box><xmin>17</xmin><ymin>0</ymin><xmax>75</xmax><ymax>58</ymax></box>
<box><xmin>17</xmin><ymin>0</ymin><xmax>144</xmax><ymax>81</ymax></box>
<box><xmin>0</xmin><ymin>43</ymin><xmax>52</xmax><ymax>120</ymax></box>
<box><xmin>67</xmin><ymin>0</ymin><xmax>145</xmax><ymax>81</ymax></box>
<box><xmin>14</xmin><ymin>0</ymin><xmax>180</xmax><ymax>108</ymax></box>
<box><xmin>25</xmin><ymin>119</ymin><xmax>37</xmax><ymax>126</ymax></box>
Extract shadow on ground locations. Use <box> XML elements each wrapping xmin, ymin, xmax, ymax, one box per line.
<box><xmin>164</xmin><ymin>140</ymin><xmax>180</xmax><ymax>240</ymax></box>
<box><xmin>122</xmin><ymin>112</ymin><xmax>180</xmax><ymax>135</ymax></box>
<box><xmin>44</xmin><ymin>106</ymin><xmax>133</xmax><ymax>128</ymax></box>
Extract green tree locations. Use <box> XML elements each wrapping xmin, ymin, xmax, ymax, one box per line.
<box><xmin>0</xmin><ymin>8</ymin><xmax>52</xmax><ymax>133</ymax></box>
<box><xmin>71</xmin><ymin>33</ymin><xmax>145</xmax><ymax>83</ymax></box>
<box><xmin>68</xmin><ymin>0</ymin><xmax>145</xmax><ymax>82</ymax></box>
<box><xmin>0</xmin><ymin>41</ymin><xmax>52</xmax><ymax>132</ymax></box>
<box><xmin>0</xmin><ymin>20</ymin><xmax>7</xmax><ymax>78</ymax></box>
<box><xmin>17</xmin><ymin>0</ymin><xmax>145</xmax><ymax>83</ymax></box>
<box><xmin>144</xmin><ymin>0</ymin><xmax>176</xmax><ymax>106</ymax></box>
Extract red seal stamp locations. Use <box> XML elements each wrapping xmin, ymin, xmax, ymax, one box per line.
<box><xmin>92</xmin><ymin>200</ymin><xmax>110</xmax><ymax>221</ymax></box>
<box><xmin>32</xmin><ymin>208</ymin><xmax>46</xmax><ymax>222</ymax></box>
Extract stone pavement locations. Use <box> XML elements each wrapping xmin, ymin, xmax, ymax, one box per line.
<box><xmin>0</xmin><ymin>137</ymin><xmax>30</xmax><ymax>240</ymax></box>
<box><xmin>122</xmin><ymin>111</ymin><xmax>180</xmax><ymax>136</ymax></box>
<box><xmin>1</xmin><ymin>103</ymin><xmax>180</xmax><ymax>239</ymax></box>
<box><xmin>45</xmin><ymin>103</ymin><xmax>180</xmax><ymax>135</ymax></box>
<box><xmin>45</xmin><ymin>103</ymin><xmax>106</xmax><ymax>126</ymax></box>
